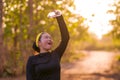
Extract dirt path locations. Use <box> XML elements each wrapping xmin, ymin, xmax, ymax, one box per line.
<box><xmin>61</xmin><ymin>51</ymin><xmax>119</xmax><ymax>80</ymax></box>
<box><xmin>0</xmin><ymin>51</ymin><xmax>119</xmax><ymax>80</ymax></box>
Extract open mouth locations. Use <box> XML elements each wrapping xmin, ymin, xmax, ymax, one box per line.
<box><xmin>47</xmin><ymin>41</ymin><xmax>52</xmax><ymax>45</ymax></box>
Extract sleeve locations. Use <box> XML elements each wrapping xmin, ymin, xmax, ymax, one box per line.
<box><xmin>53</xmin><ymin>15</ymin><xmax>70</xmax><ymax>58</ymax></box>
<box><xmin>26</xmin><ymin>57</ymin><xmax>35</xmax><ymax>80</ymax></box>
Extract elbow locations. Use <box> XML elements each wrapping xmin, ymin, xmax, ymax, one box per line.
<box><xmin>66</xmin><ymin>34</ymin><xmax>70</xmax><ymax>42</ymax></box>
<box><xmin>68</xmin><ymin>34</ymin><xmax>70</xmax><ymax>40</ymax></box>
<box><xmin>62</xmin><ymin>33</ymin><xmax>70</xmax><ymax>43</ymax></box>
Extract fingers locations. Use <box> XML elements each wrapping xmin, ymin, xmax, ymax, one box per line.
<box><xmin>47</xmin><ymin>10</ymin><xmax>62</xmax><ymax>18</ymax></box>
<box><xmin>47</xmin><ymin>12</ymin><xmax>56</xmax><ymax>18</ymax></box>
<box><xmin>54</xmin><ymin>10</ymin><xmax>61</xmax><ymax>15</ymax></box>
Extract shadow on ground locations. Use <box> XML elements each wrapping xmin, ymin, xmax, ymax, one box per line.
<box><xmin>61</xmin><ymin>72</ymin><xmax>120</xmax><ymax>80</ymax></box>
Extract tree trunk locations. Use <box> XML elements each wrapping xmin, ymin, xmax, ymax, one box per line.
<box><xmin>28</xmin><ymin>0</ymin><xmax>33</xmax><ymax>32</ymax></box>
<box><xmin>27</xmin><ymin>0</ymin><xmax>34</xmax><ymax>53</ymax></box>
<box><xmin>0</xmin><ymin>0</ymin><xmax>5</xmax><ymax>75</ymax></box>
<box><xmin>13</xmin><ymin>25</ymin><xmax>18</xmax><ymax>50</ymax></box>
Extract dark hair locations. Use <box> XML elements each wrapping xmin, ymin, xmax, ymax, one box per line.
<box><xmin>32</xmin><ymin>42</ymin><xmax>40</xmax><ymax>52</ymax></box>
<box><xmin>32</xmin><ymin>32</ymin><xmax>47</xmax><ymax>52</ymax></box>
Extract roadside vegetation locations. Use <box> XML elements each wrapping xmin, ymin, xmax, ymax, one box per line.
<box><xmin>0</xmin><ymin>0</ymin><xmax>120</xmax><ymax>78</ymax></box>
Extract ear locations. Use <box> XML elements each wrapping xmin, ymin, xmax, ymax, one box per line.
<box><xmin>38</xmin><ymin>41</ymin><xmax>41</xmax><ymax>47</ymax></box>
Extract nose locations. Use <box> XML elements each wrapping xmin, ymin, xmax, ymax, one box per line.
<box><xmin>48</xmin><ymin>37</ymin><xmax>53</xmax><ymax>42</ymax></box>
<box><xmin>47</xmin><ymin>37</ymin><xmax>52</xmax><ymax>42</ymax></box>
<box><xmin>47</xmin><ymin>37</ymin><xmax>50</xmax><ymax>40</ymax></box>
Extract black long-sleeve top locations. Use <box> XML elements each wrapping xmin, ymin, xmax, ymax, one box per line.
<box><xmin>26</xmin><ymin>15</ymin><xmax>70</xmax><ymax>80</ymax></box>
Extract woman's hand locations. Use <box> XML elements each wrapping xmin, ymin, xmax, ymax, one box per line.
<box><xmin>47</xmin><ymin>10</ymin><xmax>62</xmax><ymax>18</ymax></box>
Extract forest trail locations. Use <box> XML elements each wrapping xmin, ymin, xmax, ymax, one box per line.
<box><xmin>0</xmin><ymin>51</ymin><xmax>119</xmax><ymax>80</ymax></box>
<box><xmin>61</xmin><ymin>51</ymin><xmax>119</xmax><ymax>80</ymax></box>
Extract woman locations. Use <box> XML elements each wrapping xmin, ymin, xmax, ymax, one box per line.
<box><xmin>26</xmin><ymin>10</ymin><xmax>70</xmax><ymax>80</ymax></box>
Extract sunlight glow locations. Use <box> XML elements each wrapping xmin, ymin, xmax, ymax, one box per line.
<box><xmin>74</xmin><ymin>0</ymin><xmax>116</xmax><ymax>39</ymax></box>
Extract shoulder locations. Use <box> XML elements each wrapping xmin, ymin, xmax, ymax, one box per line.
<box><xmin>28</xmin><ymin>55</ymin><xmax>35</xmax><ymax>60</ymax></box>
<box><xmin>27</xmin><ymin>55</ymin><xmax>35</xmax><ymax>63</ymax></box>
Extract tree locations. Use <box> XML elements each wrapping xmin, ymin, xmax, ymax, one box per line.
<box><xmin>109</xmin><ymin>1</ymin><xmax>120</xmax><ymax>48</ymax></box>
<box><xmin>0</xmin><ymin>0</ymin><xmax>6</xmax><ymax>75</ymax></box>
<box><xmin>1</xmin><ymin>0</ymin><xmax>91</xmax><ymax>76</ymax></box>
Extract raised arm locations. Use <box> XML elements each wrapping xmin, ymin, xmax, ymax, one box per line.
<box><xmin>48</xmin><ymin>10</ymin><xmax>70</xmax><ymax>58</ymax></box>
<box><xmin>54</xmin><ymin>15</ymin><xmax>70</xmax><ymax>58</ymax></box>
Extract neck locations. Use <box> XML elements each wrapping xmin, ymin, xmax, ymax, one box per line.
<box><xmin>40</xmin><ymin>50</ymin><xmax>49</xmax><ymax>53</ymax></box>
<box><xmin>33</xmin><ymin>51</ymin><xmax>39</xmax><ymax>55</ymax></box>
<box><xmin>40</xmin><ymin>47</ymin><xmax>51</xmax><ymax>53</ymax></box>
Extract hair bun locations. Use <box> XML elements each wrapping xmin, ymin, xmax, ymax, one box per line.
<box><xmin>32</xmin><ymin>42</ymin><xmax>40</xmax><ymax>52</ymax></box>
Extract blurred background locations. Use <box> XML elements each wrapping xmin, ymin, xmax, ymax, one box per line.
<box><xmin>0</xmin><ymin>0</ymin><xmax>120</xmax><ymax>80</ymax></box>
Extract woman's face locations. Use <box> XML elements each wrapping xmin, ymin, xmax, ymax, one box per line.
<box><xmin>38</xmin><ymin>33</ymin><xmax>53</xmax><ymax>51</ymax></box>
